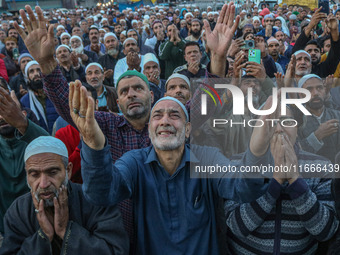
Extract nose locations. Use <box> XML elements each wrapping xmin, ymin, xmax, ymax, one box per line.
<box><xmin>127</xmin><ymin>87</ymin><xmax>137</xmax><ymax>98</ymax></box>
<box><xmin>39</xmin><ymin>174</ymin><xmax>50</xmax><ymax>189</ymax></box>
<box><xmin>274</xmin><ymin>122</ymin><xmax>284</xmax><ymax>133</ymax></box>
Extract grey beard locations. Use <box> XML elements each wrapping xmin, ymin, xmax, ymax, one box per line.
<box><xmin>107</xmin><ymin>48</ymin><xmax>118</xmax><ymax>56</ymax></box>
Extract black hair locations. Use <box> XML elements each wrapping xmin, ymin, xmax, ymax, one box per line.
<box><xmin>184</xmin><ymin>41</ymin><xmax>201</xmax><ymax>53</ymax></box>
<box><xmin>305</xmin><ymin>40</ymin><xmax>321</xmax><ymax>51</ymax></box>
<box><xmin>243</xmin><ymin>32</ymin><xmax>254</xmax><ymax>40</ymax></box>
<box><xmin>319</xmin><ymin>35</ymin><xmax>331</xmax><ymax>48</ymax></box>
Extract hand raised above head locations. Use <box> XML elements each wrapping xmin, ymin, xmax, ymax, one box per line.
<box><xmin>13</xmin><ymin>6</ymin><xmax>57</xmax><ymax>74</ymax></box>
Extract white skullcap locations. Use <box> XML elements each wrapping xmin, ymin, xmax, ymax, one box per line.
<box><xmin>70</xmin><ymin>35</ymin><xmax>83</xmax><ymax>43</ymax></box>
<box><xmin>207</xmin><ymin>11</ymin><xmax>213</xmax><ymax>16</ymax></box>
<box><xmin>165</xmin><ymin>73</ymin><xmax>190</xmax><ymax>89</ymax></box>
<box><xmin>184</xmin><ymin>13</ymin><xmax>194</xmax><ymax>18</ymax></box>
<box><xmin>104</xmin><ymin>32</ymin><xmax>118</xmax><ymax>41</ymax></box>
<box><xmin>99</xmin><ymin>28</ymin><xmax>106</xmax><ymax>32</ymax></box>
<box><xmin>142</xmin><ymin>53</ymin><xmax>159</xmax><ymax>67</ymax></box>
<box><xmin>24</xmin><ymin>136</ymin><xmax>68</xmax><ymax>162</ymax></box>
<box><xmin>144</xmin><ymin>15</ymin><xmax>150</xmax><ymax>20</ymax></box>
<box><xmin>100</xmin><ymin>18</ymin><xmax>108</xmax><ymax>23</ymax></box>
<box><xmin>57</xmin><ymin>25</ymin><xmax>65</xmax><ymax>30</ymax></box>
<box><xmin>56</xmin><ymin>44</ymin><xmax>71</xmax><ymax>53</ymax></box>
<box><xmin>298</xmin><ymin>74</ymin><xmax>322</xmax><ymax>88</ymax></box>
<box><xmin>60</xmin><ymin>32</ymin><xmax>70</xmax><ymax>39</ymax></box>
<box><xmin>151</xmin><ymin>97</ymin><xmax>189</xmax><ymax>121</ymax></box>
<box><xmin>267</xmin><ymin>37</ymin><xmax>279</xmax><ymax>45</ymax></box>
<box><xmin>132</xmin><ymin>19</ymin><xmax>138</xmax><ymax>24</ymax></box>
<box><xmin>294</xmin><ymin>50</ymin><xmax>311</xmax><ymax>59</ymax></box>
<box><xmin>25</xmin><ymin>60</ymin><xmax>39</xmax><ymax>77</ymax></box>
<box><xmin>85</xmin><ymin>63</ymin><xmax>104</xmax><ymax>73</ymax></box>
<box><xmin>252</xmin><ymin>16</ymin><xmax>260</xmax><ymax>22</ymax></box>
<box><xmin>123</xmin><ymin>37</ymin><xmax>137</xmax><ymax>47</ymax></box>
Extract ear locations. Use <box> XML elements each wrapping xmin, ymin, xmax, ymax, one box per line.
<box><xmin>66</xmin><ymin>162</ymin><xmax>73</xmax><ymax>180</ymax></box>
<box><xmin>185</xmin><ymin>122</ymin><xmax>191</xmax><ymax>138</ymax></box>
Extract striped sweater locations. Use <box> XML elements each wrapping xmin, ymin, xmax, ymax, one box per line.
<box><xmin>225</xmin><ymin>150</ymin><xmax>339</xmax><ymax>255</ymax></box>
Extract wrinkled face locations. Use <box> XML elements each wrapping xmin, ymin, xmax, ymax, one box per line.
<box><xmin>56</xmin><ymin>47</ymin><xmax>71</xmax><ymax>63</ymax></box>
<box><xmin>72</xmin><ymin>27</ymin><xmax>83</xmax><ymax>36</ymax></box>
<box><xmin>86</xmin><ymin>65</ymin><xmax>104</xmax><ymax>89</ymax></box>
<box><xmin>143</xmin><ymin>61</ymin><xmax>160</xmax><ymax>79</ymax></box>
<box><xmin>305</xmin><ymin>44</ymin><xmax>321</xmax><ymax>65</ymax></box>
<box><xmin>89</xmin><ymin>29</ymin><xmax>99</xmax><ymax>44</ymax></box>
<box><xmin>191</xmin><ymin>21</ymin><xmax>201</xmax><ymax>33</ymax></box>
<box><xmin>26</xmin><ymin>153</ymin><xmax>69</xmax><ymax>208</ymax></box>
<box><xmin>295</xmin><ymin>53</ymin><xmax>312</xmax><ymax>76</ymax></box>
<box><xmin>165</xmin><ymin>77</ymin><xmax>191</xmax><ymax>104</ymax></box>
<box><xmin>70</xmin><ymin>38</ymin><xmax>82</xmax><ymax>49</ymax></box>
<box><xmin>127</xmin><ymin>30</ymin><xmax>139</xmax><ymax>42</ymax></box>
<box><xmin>184</xmin><ymin>45</ymin><xmax>202</xmax><ymax>64</ymax></box>
<box><xmin>268</xmin><ymin>42</ymin><xmax>279</xmax><ymax>57</ymax></box>
<box><xmin>20</xmin><ymin>56</ymin><xmax>33</xmax><ymax>72</ymax></box>
<box><xmin>116</xmin><ymin>76</ymin><xmax>153</xmax><ymax>120</ymax></box>
<box><xmin>149</xmin><ymin>100</ymin><xmax>190</xmax><ymax>151</ymax></box>
<box><xmin>104</xmin><ymin>35</ymin><xmax>119</xmax><ymax>51</ymax></box>
<box><xmin>27</xmin><ymin>64</ymin><xmax>42</xmax><ymax>82</ymax></box>
<box><xmin>323</xmin><ymin>39</ymin><xmax>331</xmax><ymax>53</ymax></box>
<box><xmin>8</xmin><ymin>29</ymin><xmax>18</xmax><ymax>38</ymax></box>
<box><xmin>253</xmin><ymin>19</ymin><xmax>261</xmax><ymax>28</ymax></box>
<box><xmin>5</xmin><ymin>40</ymin><xmax>17</xmax><ymax>52</ymax></box>
<box><xmin>303</xmin><ymin>78</ymin><xmax>326</xmax><ymax>110</ymax></box>
<box><xmin>275</xmin><ymin>31</ymin><xmax>285</xmax><ymax>42</ymax></box>
<box><xmin>61</xmin><ymin>36</ymin><xmax>70</xmax><ymax>45</ymax></box>
<box><xmin>123</xmin><ymin>40</ymin><xmax>139</xmax><ymax>54</ymax></box>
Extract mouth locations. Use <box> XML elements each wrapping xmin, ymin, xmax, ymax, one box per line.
<box><xmin>157</xmin><ymin>130</ymin><xmax>175</xmax><ymax>137</ymax></box>
<box><xmin>128</xmin><ymin>102</ymin><xmax>141</xmax><ymax>109</ymax></box>
<box><xmin>39</xmin><ymin>192</ymin><xmax>54</xmax><ymax>200</ymax></box>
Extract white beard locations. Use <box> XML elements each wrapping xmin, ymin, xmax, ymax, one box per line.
<box><xmin>72</xmin><ymin>44</ymin><xmax>84</xmax><ymax>54</ymax></box>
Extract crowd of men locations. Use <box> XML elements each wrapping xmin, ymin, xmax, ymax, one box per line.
<box><xmin>1</xmin><ymin>1</ymin><xmax>340</xmax><ymax>254</ymax></box>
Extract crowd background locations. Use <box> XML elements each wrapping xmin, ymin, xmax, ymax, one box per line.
<box><xmin>1</xmin><ymin>1</ymin><xmax>340</xmax><ymax>254</ymax></box>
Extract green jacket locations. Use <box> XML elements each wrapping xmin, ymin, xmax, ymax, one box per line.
<box><xmin>159</xmin><ymin>39</ymin><xmax>187</xmax><ymax>79</ymax></box>
<box><xmin>0</xmin><ymin>119</ymin><xmax>49</xmax><ymax>233</ymax></box>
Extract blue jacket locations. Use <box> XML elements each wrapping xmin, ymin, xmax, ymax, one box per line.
<box><xmin>20</xmin><ymin>94</ymin><xmax>59</xmax><ymax>135</ymax></box>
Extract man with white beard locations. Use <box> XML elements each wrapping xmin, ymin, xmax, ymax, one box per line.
<box><xmin>70</xmin><ymin>35</ymin><xmax>98</xmax><ymax>66</ymax></box>
<box><xmin>98</xmin><ymin>33</ymin><xmax>123</xmax><ymax>87</ymax></box>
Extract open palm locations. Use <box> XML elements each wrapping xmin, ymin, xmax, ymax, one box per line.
<box><xmin>13</xmin><ymin>6</ymin><xmax>55</xmax><ymax>66</ymax></box>
<box><xmin>204</xmin><ymin>3</ymin><xmax>240</xmax><ymax>57</ymax></box>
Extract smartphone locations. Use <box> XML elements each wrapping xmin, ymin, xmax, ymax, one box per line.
<box><xmin>241</xmin><ymin>40</ymin><xmax>255</xmax><ymax>49</ymax></box>
<box><xmin>248</xmin><ymin>49</ymin><xmax>261</xmax><ymax>64</ymax></box>
<box><xmin>12</xmin><ymin>48</ymin><xmax>19</xmax><ymax>60</ymax></box>
<box><xmin>319</xmin><ymin>1</ymin><xmax>330</xmax><ymax>15</ymax></box>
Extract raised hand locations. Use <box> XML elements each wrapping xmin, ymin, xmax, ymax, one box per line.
<box><xmin>69</xmin><ymin>80</ymin><xmax>105</xmax><ymax>150</ymax></box>
<box><xmin>0</xmin><ymin>87</ymin><xmax>28</xmax><ymax>134</ymax></box>
<box><xmin>13</xmin><ymin>6</ymin><xmax>57</xmax><ymax>74</ymax></box>
<box><xmin>203</xmin><ymin>2</ymin><xmax>240</xmax><ymax>57</ymax></box>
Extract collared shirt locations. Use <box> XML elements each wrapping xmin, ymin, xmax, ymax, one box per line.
<box><xmin>84</xmin><ymin>43</ymin><xmax>106</xmax><ymax>54</ymax></box>
<box><xmin>42</xmin><ymin>65</ymin><xmax>218</xmax><ymax>253</ymax></box>
<box><xmin>81</xmin><ymin>141</ymin><xmax>271</xmax><ymax>255</ymax></box>
<box><xmin>97</xmin><ymin>85</ymin><xmax>107</xmax><ymax>107</ymax></box>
